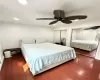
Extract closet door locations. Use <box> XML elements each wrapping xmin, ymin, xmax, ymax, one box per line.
<box><xmin>61</xmin><ymin>30</ymin><xmax>67</xmax><ymax>46</ymax></box>
<box><xmin>54</xmin><ymin>30</ymin><xmax>60</xmax><ymax>43</ymax></box>
<box><xmin>61</xmin><ymin>30</ymin><xmax>67</xmax><ymax>39</ymax></box>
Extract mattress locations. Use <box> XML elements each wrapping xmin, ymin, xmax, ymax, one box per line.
<box><xmin>71</xmin><ymin>40</ymin><xmax>98</xmax><ymax>51</ymax></box>
<box><xmin>21</xmin><ymin>42</ymin><xmax>76</xmax><ymax>75</ymax></box>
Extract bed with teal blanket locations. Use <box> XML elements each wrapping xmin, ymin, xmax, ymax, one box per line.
<box><xmin>21</xmin><ymin>42</ymin><xmax>76</xmax><ymax>75</ymax></box>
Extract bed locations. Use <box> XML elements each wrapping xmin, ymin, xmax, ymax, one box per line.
<box><xmin>71</xmin><ymin>40</ymin><xmax>98</xmax><ymax>51</ymax></box>
<box><xmin>20</xmin><ymin>41</ymin><xmax>76</xmax><ymax>76</ymax></box>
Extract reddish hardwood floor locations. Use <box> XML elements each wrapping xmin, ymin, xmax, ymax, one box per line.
<box><xmin>75</xmin><ymin>48</ymin><xmax>97</xmax><ymax>58</ymax></box>
<box><xmin>0</xmin><ymin>53</ymin><xmax>100</xmax><ymax>80</ymax></box>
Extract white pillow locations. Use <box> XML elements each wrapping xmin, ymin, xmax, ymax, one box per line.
<box><xmin>36</xmin><ymin>39</ymin><xmax>47</xmax><ymax>43</ymax></box>
<box><xmin>21</xmin><ymin>39</ymin><xmax>35</xmax><ymax>44</ymax></box>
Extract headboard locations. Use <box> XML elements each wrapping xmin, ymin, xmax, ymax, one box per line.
<box><xmin>35</xmin><ymin>38</ymin><xmax>47</xmax><ymax>43</ymax></box>
<box><xmin>20</xmin><ymin>39</ymin><xmax>36</xmax><ymax>45</ymax></box>
<box><xmin>20</xmin><ymin>38</ymin><xmax>47</xmax><ymax>45</ymax></box>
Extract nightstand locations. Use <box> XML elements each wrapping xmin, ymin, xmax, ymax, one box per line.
<box><xmin>55</xmin><ymin>42</ymin><xmax>61</xmax><ymax>45</ymax></box>
<box><xmin>3</xmin><ymin>48</ymin><xmax>21</xmax><ymax>56</ymax></box>
<box><xmin>55</xmin><ymin>42</ymin><xmax>66</xmax><ymax>46</ymax></box>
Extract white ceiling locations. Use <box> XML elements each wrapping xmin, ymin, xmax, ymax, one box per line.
<box><xmin>1</xmin><ymin>0</ymin><xmax>100</xmax><ymax>28</ymax></box>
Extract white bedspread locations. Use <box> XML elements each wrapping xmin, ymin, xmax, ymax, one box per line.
<box><xmin>21</xmin><ymin>43</ymin><xmax>76</xmax><ymax>75</ymax></box>
<box><xmin>71</xmin><ymin>40</ymin><xmax>98</xmax><ymax>51</ymax></box>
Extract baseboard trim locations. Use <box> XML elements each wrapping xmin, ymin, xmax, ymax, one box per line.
<box><xmin>0</xmin><ymin>56</ymin><xmax>4</xmax><ymax>71</ymax></box>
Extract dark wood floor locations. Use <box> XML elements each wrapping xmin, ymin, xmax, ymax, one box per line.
<box><xmin>0</xmin><ymin>51</ymin><xmax>100</xmax><ymax>80</ymax></box>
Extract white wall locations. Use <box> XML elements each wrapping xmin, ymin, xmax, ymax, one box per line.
<box><xmin>0</xmin><ymin>23</ymin><xmax>54</xmax><ymax>49</ymax></box>
<box><xmin>0</xmin><ymin>41</ymin><xmax>4</xmax><ymax>71</ymax></box>
<box><xmin>0</xmin><ymin>43</ymin><xmax>3</xmax><ymax>60</ymax></box>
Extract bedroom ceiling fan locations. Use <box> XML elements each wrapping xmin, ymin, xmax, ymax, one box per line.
<box><xmin>36</xmin><ymin>10</ymin><xmax>87</xmax><ymax>25</ymax></box>
<box><xmin>84</xmin><ymin>26</ymin><xmax>100</xmax><ymax>30</ymax></box>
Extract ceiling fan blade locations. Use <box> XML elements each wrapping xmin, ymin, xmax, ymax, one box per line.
<box><xmin>49</xmin><ymin>20</ymin><xmax>58</xmax><ymax>25</ymax></box>
<box><xmin>61</xmin><ymin>19</ymin><xmax>72</xmax><ymax>24</ymax></box>
<box><xmin>66</xmin><ymin>15</ymin><xmax>87</xmax><ymax>20</ymax></box>
<box><xmin>84</xmin><ymin>26</ymin><xmax>100</xmax><ymax>30</ymax></box>
<box><xmin>36</xmin><ymin>18</ymin><xmax>55</xmax><ymax>20</ymax></box>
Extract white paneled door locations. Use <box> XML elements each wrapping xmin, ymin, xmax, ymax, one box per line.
<box><xmin>61</xmin><ymin>30</ymin><xmax>67</xmax><ymax>39</ymax></box>
<box><xmin>61</xmin><ymin>30</ymin><xmax>67</xmax><ymax>46</ymax></box>
<box><xmin>54</xmin><ymin>30</ymin><xmax>60</xmax><ymax>43</ymax></box>
<box><xmin>54</xmin><ymin>30</ymin><xmax>67</xmax><ymax>45</ymax></box>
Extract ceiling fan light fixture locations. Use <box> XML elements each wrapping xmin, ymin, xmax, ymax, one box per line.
<box><xmin>18</xmin><ymin>0</ymin><xmax>28</xmax><ymax>5</ymax></box>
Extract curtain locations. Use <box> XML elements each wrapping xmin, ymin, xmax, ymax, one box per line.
<box><xmin>95</xmin><ymin>42</ymin><xmax>100</xmax><ymax>60</ymax></box>
<box><xmin>95</xmin><ymin>33</ymin><xmax>100</xmax><ymax>60</ymax></box>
